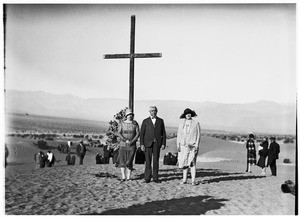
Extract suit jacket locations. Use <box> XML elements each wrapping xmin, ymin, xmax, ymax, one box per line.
<box><xmin>140</xmin><ymin>117</ymin><xmax>166</xmax><ymax>148</ymax></box>
<box><xmin>268</xmin><ymin>141</ymin><xmax>280</xmax><ymax>164</ymax></box>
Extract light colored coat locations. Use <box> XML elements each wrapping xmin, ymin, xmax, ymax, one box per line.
<box><xmin>177</xmin><ymin>119</ymin><xmax>201</xmax><ymax>150</ymax></box>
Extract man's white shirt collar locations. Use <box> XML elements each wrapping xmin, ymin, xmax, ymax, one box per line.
<box><xmin>150</xmin><ymin>116</ymin><xmax>156</xmax><ymax>124</ymax></box>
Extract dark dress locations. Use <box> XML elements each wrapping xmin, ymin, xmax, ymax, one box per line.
<box><xmin>246</xmin><ymin>139</ymin><xmax>256</xmax><ymax>166</ymax></box>
<box><xmin>257</xmin><ymin>141</ymin><xmax>268</xmax><ymax>168</ymax></box>
<box><xmin>117</xmin><ymin>121</ymin><xmax>139</xmax><ymax>170</ymax></box>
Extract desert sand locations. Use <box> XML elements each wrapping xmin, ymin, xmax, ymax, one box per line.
<box><xmin>5</xmin><ymin>136</ymin><xmax>296</xmax><ymax>215</ymax></box>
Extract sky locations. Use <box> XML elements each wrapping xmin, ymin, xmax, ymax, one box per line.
<box><xmin>5</xmin><ymin>3</ymin><xmax>296</xmax><ymax>104</ymax></box>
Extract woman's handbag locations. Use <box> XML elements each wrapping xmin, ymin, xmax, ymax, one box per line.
<box><xmin>135</xmin><ymin>147</ymin><xmax>145</xmax><ymax>164</ymax></box>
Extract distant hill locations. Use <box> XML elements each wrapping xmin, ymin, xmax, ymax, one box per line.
<box><xmin>5</xmin><ymin>90</ymin><xmax>296</xmax><ymax>134</ymax></box>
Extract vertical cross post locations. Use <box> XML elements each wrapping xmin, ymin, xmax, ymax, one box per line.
<box><xmin>103</xmin><ymin>15</ymin><xmax>162</xmax><ymax>113</ymax></box>
<box><xmin>129</xmin><ymin>15</ymin><xmax>135</xmax><ymax>112</ymax></box>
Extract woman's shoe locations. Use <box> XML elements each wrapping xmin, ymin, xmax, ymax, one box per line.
<box><xmin>180</xmin><ymin>181</ymin><xmax>187</xmax><ymax>185</ymax></box>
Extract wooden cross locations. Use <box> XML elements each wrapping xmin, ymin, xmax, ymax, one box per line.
<box><xmin>103</xmin><ymin>15</ymin><xmax>162</xmax><ymax>112</ymax></box>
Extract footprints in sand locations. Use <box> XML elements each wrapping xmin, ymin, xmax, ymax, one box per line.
<box><xmin>5</xmin><ymin>164</ymin><xmax>295</xmax><ymax>215</ymax></box>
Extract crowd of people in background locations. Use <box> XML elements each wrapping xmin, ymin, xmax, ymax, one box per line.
<box><xmin>34</xmin><ymin>150</ymin><xmax>56</xmax><ymax>169</ymax></box>
<box><xmin>246</xmin><ymin>134</ymin><xmax>280</xmax><ymax>176</ymax></box>
<box><xmin>5</xmin><ymin>106</ymin><xmax>283</xmax><ymax>183</ymax></box>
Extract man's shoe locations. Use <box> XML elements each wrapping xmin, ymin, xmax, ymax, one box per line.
<box><xmin>144</xmin><ymin>180</ymin><xmax>150</xmax><ymax>183</ymax></box>
<box><xmin>153</xmin><ymin>180</ymin><xmax>161</xmax><ymax>183</ymax></box>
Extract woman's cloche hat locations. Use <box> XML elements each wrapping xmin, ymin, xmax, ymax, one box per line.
<box><xmin>180</xmin><ymin>108</ymin><xmax>197</xmax><ymax>119</ymax></box>
<box><xmin>125</xmin><ymin>108</ymin><xmax>134</xmax><ymax>117</ymax></box>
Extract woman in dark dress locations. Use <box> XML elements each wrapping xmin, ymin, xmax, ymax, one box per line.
<box><xmin>116</xmin><ymin>109</ymin><xmax>140</xmax><ymax>181</ymax></box>
<box><xmin>246</xmin><ymin>134</ymin><xmax>256</xmax><ymax>173</ymax></box>
<box><xmin>257</xmin><ymin>137</ymin><xmax>269</xmax><ymax>175</ymax></box>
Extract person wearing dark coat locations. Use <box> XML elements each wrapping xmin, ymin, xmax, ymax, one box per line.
<box><xmin>40</xmin><ymin>152</ymin><xmax>47</xmax><ymax>168</ymax></box>
<box><xmin>66</xmin><ymin>153</ymin><xmax>71</xmax><ymax>165</ymax></box>
<box><xmin>267</xmin><ymin>137</ymin><xmax>280</xmax><ymax>176</ymax></box>
<box><xmin>113</xmin><ymin>149</ymin><xmax>119</xmax><ymax>166</ymax></box>
<box><xmin>71</xmin><ymin>155</ymin><xmax>76</xmax><ymax>165</ymax></box>
<box><xmin>96</xmin><ymin>153</ymin><xmax>102</xmax><ymax>164</ymax></box>
<box><xmin>140</xmin><ymin>106</ymin><xmax>166</xmax><ymax>183</ymax></box>
<box><xmin>257</xmin><ymin>137</ymin><xmax>269</xmax><ymax>175</ymax></box>
<box><xmin>246</xmin><ymin>134</ymin><xmax>256</xmax><ymax>173</ymax></box>
<box><xmin>103</xmin><ymin>145</ymin><xmax>111</xmax><ymax>164</ymax></box>
<box><xmin>76</xmin><ymin>141</ymin><xmax>87</xmax><ymax>165</ymax></box>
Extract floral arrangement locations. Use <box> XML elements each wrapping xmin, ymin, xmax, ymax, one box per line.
<box><xmin>106</xmin><ymin>107</ymin><xmax>128</xmax><ymax>150</ymax></box>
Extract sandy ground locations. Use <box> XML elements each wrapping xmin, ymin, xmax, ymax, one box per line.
<box><xmin>5</xmin><ymin>136</ymin><xmax>296</xmax><ymax>215</ymax></box>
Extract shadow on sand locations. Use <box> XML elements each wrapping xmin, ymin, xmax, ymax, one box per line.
<box><xmin>87</xmin><ymin>195</ymin><xmax>228</xmax><ymax>215</ymax></box>
<box><xmin>149</xmin><ymin>168</ymin><xmax>244</xmax><ymax>182</ymax></box>
<box><xmin>200</xmin><ymin>175</ymin><xmax>266</xmax><ymax>184</ymax></box>
<box><xmin>134</xmin><ymin>168</ymin><xmax>264</xmax><ymax>183</ymax></box>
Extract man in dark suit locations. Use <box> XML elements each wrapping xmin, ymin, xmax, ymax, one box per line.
<box><xmin>140</xmin><ymin>106</ymin><xmax>166</xmax><ymax>183</ymax></box>
<box><xmin>267</xmin><ymin>136</ymin><xmax>280</xmax><ymax>176</ymax></box>
<box><xmin>76</xmin><ymin>141</ymin><xmax>87</xmax><ymax>165</ymax></box>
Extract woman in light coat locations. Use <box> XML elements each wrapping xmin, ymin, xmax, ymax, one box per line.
<box><xmin>177</xmin><ymin>108</ymin><xmax>201</xmax><ymax>186</ymax></box>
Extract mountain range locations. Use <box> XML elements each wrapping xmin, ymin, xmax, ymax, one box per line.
<box><xmin>5</xmin><ymin>90</ymin><xmax>296</xmax><ymax>134</ymax></box>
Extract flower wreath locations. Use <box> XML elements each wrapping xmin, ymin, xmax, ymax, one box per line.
<box><xmin>106</xmin><ymin>107</ymin><xmax>128</xmax><ymax>151</ymax></box>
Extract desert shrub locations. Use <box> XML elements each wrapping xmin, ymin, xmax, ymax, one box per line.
<box><xmin>73</xmin><ymin>134</ymin><xmax>84</xmax><ymax>138</ymax></box>
<box><xmin>46</xmin><ymin>137</ymin><xmax>54</xmax><ymax>141</ymax></box>
<box><xmin>35</xmin><ymin>140</ymin><xmax>49</xmax><ymax>150</ymax></box>
<box><xmin>283</xmin><ymin>138</ymin><xmax>294</xmax><ymax>144</ymax></box>
<box><xmin>221</xmin><ymin>135</ymin><xmax>227</xmax><ymax>140</ymax></box>
<box><xmin>283</xmin><ymin>158</ymin><xmax>291</xmax><ymax>164</ymax></box>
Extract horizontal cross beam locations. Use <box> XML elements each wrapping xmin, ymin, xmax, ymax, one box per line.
<box><xmin>103</xmin><ymin>53</ymin><xmax>162</xmax><ymax>59</ymax></box>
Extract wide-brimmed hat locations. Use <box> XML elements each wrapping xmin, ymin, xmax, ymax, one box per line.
<box><xmin>125</xmin><ymin>108</ymin><xmax>134</xmax><ymax>117</ymax></box>
<box><xmin>180</xmin><ymin>108</ymin><xmax>197</xmax><ymax>119</ymax></box>
<box><xmin>249</xmin><ymin>134</ymin><xmax>255</xmax><ymax>139</ymax></box>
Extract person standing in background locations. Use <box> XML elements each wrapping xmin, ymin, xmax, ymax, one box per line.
<box><xmin>246</xmin><ymin>134</ymin><xmax>256</xmax><ymax>173</ymax></box>
<box><xmin>257</xmin><ymin>137</ymin><xmax>269</xmax><ymax>175</ymax></box>
<box><xmin>267</xmin><ymin>136</ymin><xmax>280</xmax><ymax>176</ymax></box>
<box><xmin>76</xmin><ymin>141</ymin><xmax>87</xmax><ymax>165</ymax></box>
<box><xmin>46</xmin><ymin>150</ymin><xmax>55</xmax><ymax>167</ymax></box>
<box><xmin>34</xmin><ymin>151</ymin><xmax>41</xmax><ymax>169</ymax></box>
